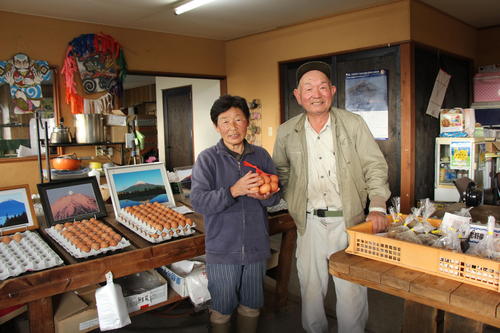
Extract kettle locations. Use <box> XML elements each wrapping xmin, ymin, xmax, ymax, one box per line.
<box><xmin>50</xmin><ymin>118</ymin><xmax>72</xmax><ymax>144</ymax></box>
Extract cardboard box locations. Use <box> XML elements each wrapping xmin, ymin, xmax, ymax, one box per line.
<box><xmin>115</xmin><ymin>270</ymin><xmax>168</xmax><ymax>313</ymax></box>
<box><xmin>54</xmin><ymin>285</ymin><xmax>99</xmax><ymax>333</ymax></box>
<box><xmin>136</xmin><ymin>102</ymin><xmax>156</xmax><ymax>116</ymax></box>
<box><xmin>440</xmin><ymin>108</ymin><xmax>464</xmax><ymax>133</ymax></box>
<box><xmin>109</xmin><ymin>126</ymin><xmax>128</xmax><ymax>142</ymax></box>
<box><xmin>105</xmin><ymin>110</ymin><xmax>128</xmax><ymax>126</ymax></box>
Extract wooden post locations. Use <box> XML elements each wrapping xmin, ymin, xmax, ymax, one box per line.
<box><xmin>400</xmin><ymin>42</ymin><xmax>416</xmax><ymax>213</ymax></box>
<box><xmin>29</xmin><ymin>297</ymin><xmax>55</xmax><ymax>333</ymax></box>
<box><xmin>402</xmin><ymin>300</ymin><xmax>442</xmax><ymax>333</ymax></box>
<box><xmin>444</xmin><ymin>312</ymin><xmax>483</xmax><ymax>333</ymax></box>
<box><xmin>274</xmin><ymin>226</ymin><xmax>297</xmax><ymax>310</ymax></box>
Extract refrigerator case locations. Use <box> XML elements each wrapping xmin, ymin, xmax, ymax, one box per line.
<box><xmin>434</xmin><ymin>137</ymin><xmax>486</xmax><ymax>202</ymax></box>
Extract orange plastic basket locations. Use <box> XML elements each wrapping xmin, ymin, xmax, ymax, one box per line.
<box><xmin>346</xmin><ymin>215</ymin><xmax>500</xmax><ymax>292</ymax></box>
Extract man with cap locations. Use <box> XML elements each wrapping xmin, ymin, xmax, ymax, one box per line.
<box><xmin>272</xmin><ymin>61</ymin><xmax>390</xmax><ymax>333</ymax></box>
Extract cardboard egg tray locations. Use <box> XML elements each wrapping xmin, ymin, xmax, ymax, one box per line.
<box><xmin>46</xmin><ymin>219</ymin><xmax>130</xmax><ymax>259</ymax></box>
<box><xmin>0</xmin><ymin>230</ymin><xmax>64</xmax><ymax>280</ymax></box>
<box><xmin>118</xmin><ymin>203</ymin><xmax>196</xmax><ymax>243</ymax></box>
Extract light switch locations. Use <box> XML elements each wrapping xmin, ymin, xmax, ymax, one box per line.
<box><xmin>268</xmin><ymin>127</ymin><xmax>273</xmax><ymax>136</ymax></box>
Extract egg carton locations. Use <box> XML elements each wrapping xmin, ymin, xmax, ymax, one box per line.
<box><xmin>46</xmin><ymin>227</ymin><xmax>131</xmax><ymax>259</ymax></box>
<box><xmin>119</xmin><ymin>208</ymin><xmax>197</xmax><ymax>234</ymax></box>
<box><xmin>118</xmin><ymin>213</ymin><xmax>195</xmax><ymax>243</ymax></box>
<box><xmin>120</xmin><ymin>209</ymin><xmax>159</xmax><ymax>234</ymax></box>
<box><xmin>0</xmin><ymin>231</ymin><xmax>64</xmax><ymax>280</ymax></box>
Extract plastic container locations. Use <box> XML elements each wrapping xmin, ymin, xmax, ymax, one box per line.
<box><xmin>346</xmin><ymin>215</ymin><xmax>500</xmax><ymax>292</ymax></box>
<box><xmin>473</xmin><ymin>72</ymin><xmax>500</xmax><ymax>102</ymax></box>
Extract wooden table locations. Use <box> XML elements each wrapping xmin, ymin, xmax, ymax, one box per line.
<box><xmin>329</xmin><ymin>250</ymin><xmax>500</xmax><ymax>333</ymax></box>
<box><xmin>0</xmin><ymin>206</ymin><xmax>296</xmax><ymax>333</ymax></box>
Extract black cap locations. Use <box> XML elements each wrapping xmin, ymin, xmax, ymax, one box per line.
<box><xmin>296</xmin><ymin>61</ymin><xmax>331</xmax><ymax>86</ymax></box>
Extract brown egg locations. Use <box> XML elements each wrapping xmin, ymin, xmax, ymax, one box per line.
<box><xmin>109</xmin><ymin>239</ymin><xmax>118</xmax><ymax>247</ymax></box>
<box><xmin>13</xmin><ymin>233</ymin><xmax>24</xmax><ymax>242</ymax></box>
<box><xmin>186</xmin><ymin>218</ymin><xmax>193</xmax><ymax>226</ymax></box>
<box><xmin>1</xmin><ymin>236</ymin><xmax>11</xmax><ymax>244</ymax></box>
<box><xmin>161</xmin><ymin>232</ymin><xmax>167</xmax><ymax>237</ymax></box>
<box><xmin>170</xmin><ymin>221</ymin><xmax>178</xmax><ymax>229</ymax></box>
<box><xmin>91</xmin><ymin>242</ymin><xmax>100</xmax><ymax>250</ymax></box>
<box><xmin>150</xmin><ymin>233</ymin><xmax>159</xmax><ymax>239</ymax></box>
<box><xmin>100</xmin><ymin>241</ymin><xmax>109</xmax><ymax>248</ymax></box>
<box><xmin>112</xmin><ymin>233</ymin><xmax>122</xmax><ymax>242</ymax></box>
<box><xmin>178</xmin><ymin>220</ymin><xmax>186</xmax><ymax>227</ymax></box>
<box><xmin>54</xmin><ymin>224</ymin><xmax>64</xmax><ymax>231</ymax></box>
<box><xmin>64</xmin><ymin>222</ymin><xmax>73</xmax><ymax>228</ymax></box>
<box><xmin>81</xmin><ymin>245</ymin><xmax>91</xmax><ymax>253</ymax></box>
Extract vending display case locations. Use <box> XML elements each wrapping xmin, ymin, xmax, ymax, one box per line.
<box><xmin>434</xmin><ymin>137</ymin><xmax>486</xmax><ymax>202</ymax></box>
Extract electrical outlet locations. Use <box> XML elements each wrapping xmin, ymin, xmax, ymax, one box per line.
<box><xmin>95</xmin><ymin>146</ymin><xmax>106</xmax><ymax>156</ymax></box>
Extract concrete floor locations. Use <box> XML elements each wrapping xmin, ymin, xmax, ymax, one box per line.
<box><xmin>89</xmin><ymin>287</ymin><xmax>402</xmax><ymax>333</ymax></box>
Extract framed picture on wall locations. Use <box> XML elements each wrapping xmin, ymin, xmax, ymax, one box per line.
<box><xmin>0</xmin><ymin>184</ymin><xmax>38</xmax><ymax>234</ymax></box>
<box><xmin>104</xmin><ymin>162</ymin><xmax>175</xmax><ymax>219</ymax></box>
<box><xmin>37</xmin><ymin>177</ymin><xmax>107</xmax><ymax>226</ymax></box>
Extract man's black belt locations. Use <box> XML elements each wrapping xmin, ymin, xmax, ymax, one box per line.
<box><xmin>307</xmin><ymin>209</ymin><xmax>343</xmax><ymax>217</ymax></box>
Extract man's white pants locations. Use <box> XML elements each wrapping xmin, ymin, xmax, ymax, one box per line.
<box><xmin>296</xmin><ymin>214</ymin><xmax>368</xmax><ymax>333</ymax></box>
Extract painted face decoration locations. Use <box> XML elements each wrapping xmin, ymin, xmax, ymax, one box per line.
<box><xmin>0</xmin><ymin>53</ymin><xmax>51</xmax><ymax>114</ymax></box>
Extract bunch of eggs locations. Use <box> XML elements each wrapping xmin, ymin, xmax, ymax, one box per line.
<box><xmin>53</xmin><ymin>218</ymin><xmax>122</xmax><ymax>253</ymax></box>
<box><xmin>122</xmin><ymin>202</ymin><xmax>194</xmax><ymax>239</ymax></box>
<box><xmin>1</xmin><ymin>233</ymin><xmax>23</xmax><ymax>244</ymax></box>
<box><xmin>251</xmin><ymin>174</ymin><xmax>279</xmax><ymax>195</ymax></box>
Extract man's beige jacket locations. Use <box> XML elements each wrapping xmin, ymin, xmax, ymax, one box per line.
<box><xmin>272</xmin><ymin>108</ymin><xmax>391</xmax><ymax>235</ymax></box>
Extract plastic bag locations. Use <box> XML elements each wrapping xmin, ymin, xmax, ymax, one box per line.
<box><xmin>432</xmin><ymin>212</ymin><xmax>471</xmax><ymax>252</ymax></box>
<box><xmin>467</xmin><ymin>216</ymin><xmax>498</xmax><ymax>259</ymax></box>
<box><xmin>411</xmin><ymin>199</ymin><xmax>436</xmax><ymax>234</ymax></box>
<box><xmin>95</xmin><ymin>272</ymin><xmax>131</xmax><ymax>331</ymax></box>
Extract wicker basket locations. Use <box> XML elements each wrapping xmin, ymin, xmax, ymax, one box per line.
<box><xmin>346</xmin><ymin>216</ymin><xmax>500</xmax><ymax>292</ymax></box>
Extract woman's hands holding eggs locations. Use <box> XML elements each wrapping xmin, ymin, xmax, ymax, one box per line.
<box><xmin>230</xmin><ymin>171</ymin><xmax>279</xmax><ymax>199</ymax></box>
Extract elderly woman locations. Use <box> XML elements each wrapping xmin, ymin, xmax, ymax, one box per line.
<box><xmin>191</xmin><ymin>95</ymin><xmax>280</xmax><ymax>333</ymax></box>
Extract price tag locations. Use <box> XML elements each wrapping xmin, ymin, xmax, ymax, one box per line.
<box><xmin>136</xmin><ymin>292</ymin><xmax>152</xmax><ymax>309</ymax></box>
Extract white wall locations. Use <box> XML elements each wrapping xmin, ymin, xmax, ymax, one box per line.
<box><xmin>155</xmin><ymin>77</ymin><xmax>221</xmax><ymax>166</ymax></box>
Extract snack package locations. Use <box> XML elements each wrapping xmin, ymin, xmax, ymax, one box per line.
<box><xmin>95</xmin><ymin>272</ymin><xmax>131</xmax><ymax>331</ymax></box>
<box><xmin>467</xmin><ymin>216</ymin><xmax>498</xmax><ymax>259</ymax></box>
<box><xmin>411</xmin><ymin>199</ymin><xmax>436</xmax><ymax>234</ymax></box>
<box><xmin>432</xmin><ymin>212</ymin><xmax>471</xmax><ymax>252</ymax></box>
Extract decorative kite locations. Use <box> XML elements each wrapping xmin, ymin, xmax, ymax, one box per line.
<box><xmin>0</xmin><ymin>53</ymin><xmax>52</xmax><ymax>114</ymax></box>
<box><xmin>61</xmin><ymin>33</ymin><xmax>127</xmax><ymax>114</ymax></box>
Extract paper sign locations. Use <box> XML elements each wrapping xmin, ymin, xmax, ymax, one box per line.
<box><xmin>450</xmin><ymin>141</ymin><xmax>472</xmax><ymax>170</ymax></box>
<box><xmin>426</xmin><ymin>69</ymin><xmax>451</xmax><ymax>118</ymax></box>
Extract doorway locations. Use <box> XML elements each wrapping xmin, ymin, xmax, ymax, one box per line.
<box><xmin>162</xmin><ymin>85</ymin><xmax>194</xmax><ymax>170</ymax></box>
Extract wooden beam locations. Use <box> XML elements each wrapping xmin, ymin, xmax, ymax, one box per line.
<box><xmin>400</xmin><ymin>42</ymin><xmax>416</xmax><ymax>213</ymax></box>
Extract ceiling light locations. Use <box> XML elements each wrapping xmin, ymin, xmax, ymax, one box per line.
<box><xmin>174</xmin><ymin>0</ymin><xmax>215</xmax><ymax>15</ymax></box>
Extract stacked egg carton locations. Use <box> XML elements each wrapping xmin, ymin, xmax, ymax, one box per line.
<box><xmin>46</xmin><ymin>218</ymin><xmax>130</xmax><ymax>259</ymax></box>
<box><xmin>0</xmin><ymin>231</ymin><xmax>63</xmax><ymax>280</ymax></box>
<box><xmin>118</xmin><ymin>202</ymin><xmax>196</xmax><ymax>243</ymax></box>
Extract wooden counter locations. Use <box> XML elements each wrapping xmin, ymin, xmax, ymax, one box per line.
<box><xmin>329</xmin><ymin>250</ymin><xmax>500</xmax><ymax>332</ymax></box>
<box><xmin>0</xmin><ymin>205</ymin><xmax>296</xmax><ymax>332</ymax></box>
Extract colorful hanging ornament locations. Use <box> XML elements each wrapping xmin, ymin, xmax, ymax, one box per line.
<box><xmin>61</xmin><ymin>33</ymin><xmax>127</xmax><ymax>114</ymax></box>
<box><xmin>0</xmin><ymin>53</ymin><xmax>51</xmax><ymax>114</ymax></box>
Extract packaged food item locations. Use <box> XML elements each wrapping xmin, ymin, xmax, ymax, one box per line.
<box><xmin>467</xmin><ymin>216</ymin><xmax>498</xmax><ymax>260</ymax></box>
<box><xmin>440</xmin><ymin>108</ymin><xmax>465</xmax><ymax>135</ymax></box>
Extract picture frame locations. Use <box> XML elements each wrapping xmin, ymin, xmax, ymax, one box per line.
<box><xmin>0</xmin><ymin>184</ymin><xmax>38</xmax><ymax>234</ymax></box>
<box><xmin>104</xmin><ymin>162</ymin><xmax>176</xmax><ymax>219</ymax></box>
<box><xmin>37</xmin><ymin>176</ymin><xmax>107</xmax><ymax>226</ymax></box>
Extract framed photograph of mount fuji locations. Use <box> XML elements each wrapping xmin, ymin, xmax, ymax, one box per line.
<box><xmin>104</xmin><ymin>162</ymin><xmax>176</xmax><ymax>219</ymax></box>
<box><xmin>37</xmin><ymin>177</ymin><xmax>106</xmax><ymax>226</ymax></box>
<box><xmin>0</xmin><ymin>184</ymin><xmax>38</xmax><ymax>234</ymax></box>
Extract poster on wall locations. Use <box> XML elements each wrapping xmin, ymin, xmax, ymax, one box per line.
<box><xmin>345</xmin><ymin>69</ymin><xmax>388</xmax><ymax>139</ymax></box>
<box><xmin>450</xmin><ymin>140</ymin><xmax>472</xmax><ymax>170</ymax></box>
